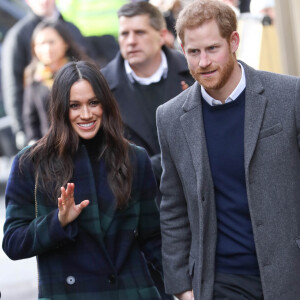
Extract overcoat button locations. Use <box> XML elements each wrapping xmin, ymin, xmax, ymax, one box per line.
<box><xmin>66</xmin><ymin>275</ymin><xmax>76</xmax><ymax>285</ymax></box>
<box><xmin>133</xmin><ymin>229</ymin><xmax>139</xmax><ymax>238</ymax></box>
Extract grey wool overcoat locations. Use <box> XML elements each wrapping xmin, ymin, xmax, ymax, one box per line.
<box><xmin>156</xmin><ymin>61</ymin><xmax>300</xmax><ymax>300</ymax></box>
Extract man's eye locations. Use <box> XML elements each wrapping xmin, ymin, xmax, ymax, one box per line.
<box><xmin>189</xmin><ymin>49</ymin><xmax>199</xmax><ymax>55</ymax></box>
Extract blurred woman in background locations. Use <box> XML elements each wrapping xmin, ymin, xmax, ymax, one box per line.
<box><xmin>23</xmin><ymin>20</ymin><xmax>89</xmax><ymax>145</ymax></box>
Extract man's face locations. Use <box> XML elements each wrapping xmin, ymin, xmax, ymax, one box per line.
<box><xmin>118</xmin><ymin>14</ymin><xmax>164</xmax><ymax>69</ymax></box>
<box><xmin>26</xmin><ymin>0</ymin><xmax>56</xmax><ymax>17</ymax></box>
<box><xmin>183</xmin><ymin>19</ymin><xmax>239</xmax><ymax>95</ymax></box>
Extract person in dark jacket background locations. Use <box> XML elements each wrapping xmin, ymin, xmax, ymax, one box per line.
<box><xmin>101</xmin><ymin>1</ymin><xmax>194</xmax><ymax>186</ymax></box>
<box><xmin>23</xmin><ymin>20</ymin><xmax>89</xmax><ymax>145</ymax></box>
<box><xmin>1</xmin><ymin>0</ymin><xmax>88</xmax><ymax>150</ymax></box>
<box><xmin>101</xmin><ymin>3</ymin><xmax>194</xmax><ymax>299</ymax></box>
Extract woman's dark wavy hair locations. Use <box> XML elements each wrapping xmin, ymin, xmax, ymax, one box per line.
<box><xmin>20</xmin><ymin>61</ymin><xmax>132</xmax><ymax>208</ymax></box>
<box><xmin>24</xmin><ymin>19</ymin><xmax>89</xmax><ymax>86</ymax></box>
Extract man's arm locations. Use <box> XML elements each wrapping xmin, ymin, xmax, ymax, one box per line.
<box><xmin>156</xmin><ymin>105</ymin><xmax>192</xmax><ymax>296</ymax></box>
<box><xmin>294</xmin><ymin>77</ymin><xmax>300</xmax><ymax>148</ymax></box>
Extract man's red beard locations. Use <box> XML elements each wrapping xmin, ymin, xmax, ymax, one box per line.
<box><xmin>189</xmin><ymin>53</ymin><xmax>235</xmax><ymax>91</ymax></box>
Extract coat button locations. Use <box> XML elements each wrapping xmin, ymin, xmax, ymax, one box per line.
<box><xmin>133</xmin><ymin>229</ymin><xmax>139</xmax><ymax>238</ymax></box>
<box><xmin>108</xmin><ymin>274</ymin><xmax>116</xmax><ymax>284</ymax></box>
<box><xmin>66</xmin><ymin>276</ymin><xmax>76</xmax><ymax>285</ymax></box>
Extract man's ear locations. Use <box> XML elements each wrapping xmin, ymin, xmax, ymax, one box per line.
<box><xmin>230</xmin><ymin>31</ymin><xmax>240</xmax><ymax>53</ymax></box>
<box><xmin>159</xmin><ymin>28</ymin><xmax>169</xmax><ymax>46</ymax></box>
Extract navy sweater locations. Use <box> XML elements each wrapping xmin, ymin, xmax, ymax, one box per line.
<box><xmin>202</xmin><ymin>90</ymin><xmax>259</xmax><ymax>275</ymax></box>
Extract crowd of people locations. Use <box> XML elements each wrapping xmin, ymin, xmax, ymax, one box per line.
<box><xmin>1</xmin><ymin>0</ymin><xmax>299</xmax><ymax>300</ymax></box>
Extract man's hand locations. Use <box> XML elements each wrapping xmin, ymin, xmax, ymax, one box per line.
<box><xmin>175</xmin><ymin>290</ymin><xmax>194</xmax><ymax>300</ymax></box>
<box><xmin>58</xmin><ymin>183</ymin><xmax>89</xmax><ymax>227</ymax></box>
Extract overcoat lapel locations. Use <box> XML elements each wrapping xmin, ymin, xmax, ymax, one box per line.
<box><xmin>72</xmin><ymin>146</ymin><xmax>103</xmax><ymax>238</ymax></box>
<box><xmin>72</xmin><ymin>146</ymin><xmax>115</xmax><ymax>266</ymax></box>
<box><xmin>242</xmin><ymin>62</ymin><xmax>267</xmax><ymax>169</ymax></box>
<box><xmin>180</xmin><ymin>83</ymin><xmax>213</xmax><ymax>191</ymax></box>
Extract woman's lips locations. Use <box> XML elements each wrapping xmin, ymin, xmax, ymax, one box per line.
<box><xmin>78</xmin><ymin>121</ymin><xmax>96</xmax><ymax>129</ymax></box>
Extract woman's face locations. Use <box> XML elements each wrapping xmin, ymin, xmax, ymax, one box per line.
<box><xmin>34</xmin><ymin>27</ymin><xmax>68</xmax><ymax>66</ymax></box>
<box><xmin>69</xmin><ymin>79</ymin><xmax>103</xmax><ymax>140</ymax></box>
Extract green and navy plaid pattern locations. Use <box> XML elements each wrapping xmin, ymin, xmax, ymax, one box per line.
<box><xmin>3</xmin><ymin>144</ymin><xmax>162</xmax><ymax>300</ymax></box>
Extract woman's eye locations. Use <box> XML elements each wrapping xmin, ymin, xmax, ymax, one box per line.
<box><xmin>90</xmin><ymin>100</ymin><xmax>100</xmax><ymax>106</ymax></box>
<box><xmin>69</xmin><ymin>103</ymin><xmax>79</xmax><ymax>109</ymax></box>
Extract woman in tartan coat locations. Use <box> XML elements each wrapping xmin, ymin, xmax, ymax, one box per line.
<box><xmin>3</xmin><ymin>61</ymin><xmax>163</xmax><ymax>300</ymax></box>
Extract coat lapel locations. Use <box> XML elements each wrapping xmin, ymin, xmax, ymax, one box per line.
<box><xmin>179</xmin><ymin>62</ymin><xmax>268</xmax><ymax>185</ymax></box>
<box><xmin>180</xmin><ymin>83</ymin><xmax>213</xmax><ymax>190</ymax></box>
<box><xmin>96</xmin><ymin>159</ymin><xmax>117</xmax><ymax>234</ymax></box>
<box><xmin>72</xmin><ymin>146</ymin><xmax>104</xmax><ymax>238</ymax></box>
<box><xmin>72</xmin><ymin>146</ymin><xmax>116</xmax><ymax>266</ymax></box>
<box><xmin>242</xmin><ymin>62</ymin><xmax>267</xmax><ymax>169</ymax></box>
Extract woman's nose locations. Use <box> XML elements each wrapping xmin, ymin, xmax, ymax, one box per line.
<box><xmin>80</xmin><ymin>106</ymin><xmax>92</xmax><ymax>119</ymax></box>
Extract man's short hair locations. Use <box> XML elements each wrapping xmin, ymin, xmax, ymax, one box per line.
<box><xmin>117</xmin><ymin>1</ymin><xmax>166</xmax><ymax>31</ymax></box>
<box><xmin>176</xmin><ymin>0</ymin><xmax>237</xmax><ymax>45</ymax></box>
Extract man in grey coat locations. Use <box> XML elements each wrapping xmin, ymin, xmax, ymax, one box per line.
<box><xmin>156</xmin><ymin>0</ymin><xmax>300</xmax><ymax>299</ymax></box>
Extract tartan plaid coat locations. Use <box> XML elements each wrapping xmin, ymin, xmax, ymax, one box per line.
<box><xmin>2</xmin><ymin>144</ymin><xmax>163</xmax><ymax>300</ymax></box>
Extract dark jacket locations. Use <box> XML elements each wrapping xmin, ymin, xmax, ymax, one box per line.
<box><xmin>101</xmin><ymin>46</ymin><xmax>194</xmax><ymax>181</ymax></box>
<box><xmin>3</xmin><ymin>144</ymin><xmax>162</xmax><ymax>300</ymax></box>
<box><xmin>1</xmin><ymin>12</ymin><xmax>86</xmax><ymax>134</ymax></box>
<box><xmin>23</xmin><ymin>81</ymin><xmax>50</xmax><ymax>143</ymax></box>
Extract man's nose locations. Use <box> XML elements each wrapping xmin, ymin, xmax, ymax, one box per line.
<box><xmin>198</xmin><ymin>52</ymin><xmax>211</xmax><ymax>69</ymax></box>
<box><xmin>127</xmin><ymin>32</ymin><xmax>137</xmax><ymax>44</ymax></box>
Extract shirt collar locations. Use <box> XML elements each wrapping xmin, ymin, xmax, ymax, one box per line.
<box><xmin>125</xmin><ymin>50</ymin><xmax>168</xmax><ymax>85</ymax></box>
<box><xmin>201</xmin><ymin>62</ymin><xmax>246</xmax><ymax>106</ymax></box>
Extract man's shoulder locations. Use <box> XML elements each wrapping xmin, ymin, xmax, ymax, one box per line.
<box><xmin>258</xmin><ymin>69</ymin><xmax>299</xmax><ymax>86</ymax></box>
<box><xmin>101</xmin><ymin>53</ymin><xmax>122</xmax><ymax>74</ymax></box>
<box><xmin>100</xmin><ymin>53</ymin><xmax>123</xmax><ymax>85</ymax></box>
<box><xmin>3</xmin><ymin>13</ymin><xmax>38</xmax><ymax>44</ymax></box>
<box><xmin>164</xmin><ymin>46</ymin><xmax>188</xmax><ymax>70</ymax></box>
<box><xmin>241</xmin><ymin>61</ymin><xmax>299</xmax><ymax>92</ymax></box>
<box><xmin>157</xmin><ymin>84</ymin><xmax>191</xmax><ymax>117</ymax></box>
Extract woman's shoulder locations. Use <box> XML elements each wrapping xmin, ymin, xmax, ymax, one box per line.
<box><xmin>128</xmin><ymin>143</ymin><xmax>154</xmax><ymax>179</ymax></box>
<box><xmin>17</xmin><ymin>145</ymin><xmax>32</xmax><ymax>158</ymax></box>
<box><xmin>128</xmin><ymin>143</ymin><xmax>149</xmax><ymax>162</ymax></box>
<box><xmin>14</xmin><ymin>145</ymin><xmax>35</xmax><ymax>169</ymax></box>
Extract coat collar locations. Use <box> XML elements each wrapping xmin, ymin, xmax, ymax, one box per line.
<box><xmin>102</xmin><ymin>45</ymin><xmax>191</xmax><ymax>90</ymax></box>
<box><xmin>181</xmin><ymin>60</ymin><xmax>267</xmax><ymax>172</ymax></box>
<box><xmin>241</xmin><ymin>61</ymin><xmax>267</xmax><ymax>169</ymax></box>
